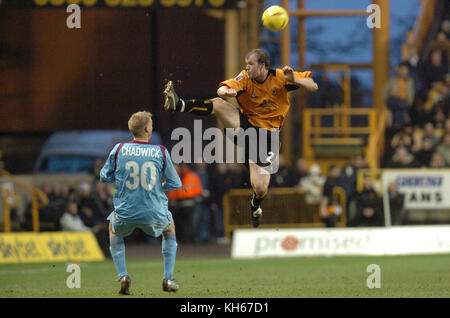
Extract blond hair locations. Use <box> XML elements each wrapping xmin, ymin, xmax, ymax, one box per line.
<box><xmin>128</xmin><ymin>111</ymin><xmax>152</xmax><ymax>137</ymax></box>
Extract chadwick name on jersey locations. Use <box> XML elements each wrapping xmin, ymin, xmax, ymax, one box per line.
<box><xmin>121</xmin><ymin>145</ymin><xmax>161</xmax><ymax>158</ymax></box>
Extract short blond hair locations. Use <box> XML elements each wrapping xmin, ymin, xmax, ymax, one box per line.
<box><xmin>128</xmin><ymin>111</ymin><xmax>152</xmax><ymax>137</ymax></box>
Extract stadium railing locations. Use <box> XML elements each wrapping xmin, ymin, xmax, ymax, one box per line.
<box><xmin>222</xmin><ymin>187</ymin><xmax>346</xmax><ymax>238</ymax></box>
<box><xmin>410</xmin><ymin>0</ymin><xmax>437</xmax><ymax>56</ymax></box>
<box><xmin>0</xmin><ymin>184</ymin><xmax>11</xmax><ymax>232</ymax></box>
<box><xmin>302</xmin><ymin>106</ymin><xmax>378</xmax><ymax>172</ymax></box>
<box><xmin>366</xmin><ymin>107</ymin><xmax>387</xmax><ymax>169</ymax></box>
<box><xmin>0</xmin><ymin>168</ymin><xmax>48</xmax><ymax>232</ymax></box>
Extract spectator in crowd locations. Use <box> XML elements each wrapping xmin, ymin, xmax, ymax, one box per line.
<box><xmin>436</xmin><ymin>133</ymin><xmax>450</xmax><ymax>166</ymax></box>
<box><xmin>427</xmin><ymin>31</ymin><xmax>450</xmax><ymax>66</ymax></box>
<box><xmin>429</xmin><ymin>151</ymin><xmax>447</xmax><ymax>168</ymax></box>
<box><xmin>386</xmin><ymin>146</ymin><xmax>418</xmax><ymax>168</ymax></box>
<box><xmin>383</xmin><ymin>61</ymin><xmax>415</xmax><ymax>107</ymax></box>
<box><xmin>25</xmin><ymin>182</ymin><xmax>65</xmax><ymax>231</ymax></box>
<box><xmin>432</xmin><ymin>103</ymin><xmax>448</xmax><ymax>129</ymax></box>
<box><xmin>442</xmin><ymin>20</ymin><xmax>450</xmax><ymax>38</ymax></box>
<box><xmin>409</xmin><ymin>92</ymin><xmax>430</xmax><ymax>127</ymax></box>
<box><xmin>48</xmin><ymin>183</ymin><xmax>70</xmax><ymax>217</ymax></box>
<box><xmin>61</xmin><ymin>184</ymin><xmax>77</xmax><ymax>203</ymax></box>
<box><xmin>78</xmin><ymin>182</ymin><xmax>104</xmax><ymax>228</ymax></box>
<box><xmin>424</xmin><ymin>81</ymin><xmax>447</xmax><ymax>115</ymax></box>
<box><xmin>208</xmin><ymin>164</ymin><xmax>234</xmax><ymax>242</ymax></box>
<box><xmin>445</xmin><ymin>72</ymin><xmax>450</xmax><ymax>98</ymax></box>
<box><xmin>444</xmin><ymin>118</ymin><xmax>450</xmax><ymax>136</ymax></box>
<box><xmin>419</xmin><ymin>48</ymin><xmax>448</xmax><ymax>90</ymax></box>
<box><xmin>293</xmin><ymin>158</ymin><xmax>308</xmax><ymax>185</ymax></box>
<box><xmin>337</xmin><ymin>156</ymin><xmax>366</xmax><ymax>207</ymax></box>
<box><xmin>60</xmin><ymin>200</ymin><xmax>91</xmax><ymax>232</ymax></box>
<box><xmin>431</xmin><ymin>93</ymin><xmax>450</xmax><ymax>130</ymax></box>
<box><xmin>91</xmin><ymin>158</ymin><xmax>104</xmax><ymax>181</ymax></box>
<box><xmin>92</xmin><ymin>181</ymin><xmax>113</xmax><ymax>218</ymax></box>
<box><xmin>388</xmin><ymin>182</ymin><xmax>405</xmax><ymax>226</ymax></box>
<box><xmin>411</xmin><ymin>122</ymin><xmax>440</xmax><ymax>167</ymax></box>
<box><xmin>298</xmin><ymin>163</ymin><xmax>325</xmax><ymax>205</ymax></box>
<box><xmin>166</xmin><ymin>163</ymin><xmax>203</xmax><ymax>244</ymax></box>
<box><xmin>40</xmin><ymin>183</ymin><xmax>52</xmax><ymax>198</ymax></box>
<box><xmin>415</xmin><ymin>137</ymin><xmax>436</xmax><ymax>167</ymax></box>
<box><xmin>412</xmin><ymin>122</ymin><xmax>441</xmax><ymax>152</ymax></box>
<box><xmin>382</xmin><ymin>61</ymin><xmax>415</xmax><ymax>135</ymax></box>
<box><xmin>76</xmin><ymin>181</ymin><xmax>113</xmax><ymax>251</ymax></box>
<box><xmin>390</xmin><ymin>124</ymin><xmax>413</xmax><ymax>150</ymax></box>
<box><xmin>50</xmin><ymin>183</ymin><xmax>65</xmax><ymax>206</ymax></box>
<box><xmin>78</xmin><ymin>181</ymin><xmax>109</xmax><ymax>255</ymax></box>
<box><xmin>353</xmin><ymin>176</ymin><xmax>383</xmax><ymax>227</ymax></box>
<box><xmin>338</xmin><ymin>161</ymin><xmax>359</xmax><ymax>223</ymax></box>
<box><xmin>319</xmin><ymin>165</ymin><xmax>342</xmax><ymax>228</ymax></box>
<box><xmin>270</xmin><ymin>154</ymin><xmax>297</xmax><ymax>188</ymax></box>
<box><xmin>386</xmin><ymin>84</ymin><xmax>411</xmax><ymax>131</ymax></box>
<box><xmin>194</xmin><ymin>162</ymin><xmax>212</xmax><ymax>243</ymax></box>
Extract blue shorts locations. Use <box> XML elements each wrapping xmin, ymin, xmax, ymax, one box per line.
<box><xmin>107</xmin><ymin>211</ymin><xmax>173</xmax><ymax>238</ymax></box>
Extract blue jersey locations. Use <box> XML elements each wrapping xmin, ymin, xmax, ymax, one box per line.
<box><xmin>100</xmin><ymin>140</ymin><xmax>182</xmax><ymax>224</ymax></box>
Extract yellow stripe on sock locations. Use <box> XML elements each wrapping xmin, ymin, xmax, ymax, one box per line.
<box><xmin>189</xmin><ymin>107</ymin><xmax>207</xmax><ymax>112</ymax></box>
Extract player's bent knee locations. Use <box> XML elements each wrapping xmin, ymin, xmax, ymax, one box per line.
<box><xmin>251</xmin><ymin>178</ymin><xmax>270</xmax><ymax>196</ymax></box>
<box><xmin>253</xmin><ymin>184</ymin><xmax>268</xmax><ymax>196</ymax></box>
<box><xmin>211</xmin><ymin>98</ymin><xmax>240</xmax><ymax>128</ymax></box>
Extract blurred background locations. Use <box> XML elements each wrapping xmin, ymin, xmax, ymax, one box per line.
<box><xmin>0</xmin><ymin>0</ymin><xmax>449</xmax><ymax>258</ymax></box>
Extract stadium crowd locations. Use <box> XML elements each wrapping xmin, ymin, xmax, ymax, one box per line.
<box><xmin>384</xmin><ymin>27</ymin><xmax>450</xmax><ymax>170</ymax></box>
<box><xmin>315</xmin><ymin>20</ymin><xmax>449</xmax><ymax>228</ymax></box>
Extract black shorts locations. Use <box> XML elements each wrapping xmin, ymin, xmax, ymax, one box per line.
<box><xmin>229</xmin><ymin>111</ymin><xmax>280</xmax><ymax>169</ymax></box>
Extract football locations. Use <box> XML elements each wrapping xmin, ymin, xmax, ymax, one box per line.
<box><xmin>262</xmin><ymin>5</ymin><xmax>289</xmax><ymax>31</ymax></box>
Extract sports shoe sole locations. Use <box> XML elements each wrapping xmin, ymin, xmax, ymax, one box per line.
<box><xmin>163</xmin><ymin>81</ymin><xmax>178</xmax><ymax>112</ymax></box>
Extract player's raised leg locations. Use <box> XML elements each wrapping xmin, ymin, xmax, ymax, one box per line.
<box><xmin>163</xmin><ymin>80</ymin><xmax>240</xmax><ymax>129</ymax></box>
<box><xmin>249</xmin><ymin>163</ymin><xmax>271</xmax><ymax>227</ymax></box>
<box><xmin>109</xmin><ymin>221</ymin><xmax>130</xmax><ymax>295</ymax></box>
<box><xmin>161</xmin><ymin>222</ymin><xmax>179</xmax><ymax>292</ymax></box>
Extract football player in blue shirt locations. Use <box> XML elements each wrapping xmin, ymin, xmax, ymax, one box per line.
<box><xmin>100</xmin><ymin>111</ymin><xmax>182</xmax><ymax>294</ymax></box>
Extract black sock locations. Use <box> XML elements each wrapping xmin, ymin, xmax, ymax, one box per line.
<box><xmin>176</xmin><ymin>99</ymin><xmax>213</xmax><ymax>116</ymax></box>
<box><xmin>251</xmin><ymin>191</ymin><xmax>267</xmax><ymax>207</ymax></box>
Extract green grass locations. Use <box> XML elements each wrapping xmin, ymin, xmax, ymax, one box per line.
<box><xmin>0</xmin><ymin>254</ymin><xmax>449</xmax><ymax>298</ymax></box>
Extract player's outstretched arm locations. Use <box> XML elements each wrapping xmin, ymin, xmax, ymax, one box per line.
<box><xmin>283</xmin><ymin>66</ymin><xmax>319</xmax><ymax>92</ymax></box>
<box><xmin>217</xmin><ymin>85</ymin><xmax>237</xmax><ymax>98</ymax></box>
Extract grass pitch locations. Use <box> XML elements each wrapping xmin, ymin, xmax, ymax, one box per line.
<box><xmin>0</xmin><ymin>254</ymin><xmax>449</xmax><ymax>298</ymax></box>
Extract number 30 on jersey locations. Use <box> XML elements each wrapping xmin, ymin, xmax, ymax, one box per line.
<box><xmin>125</xmin><ymin>161</ymin><xmax>157</xmax><ymax>191</ymax></box>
